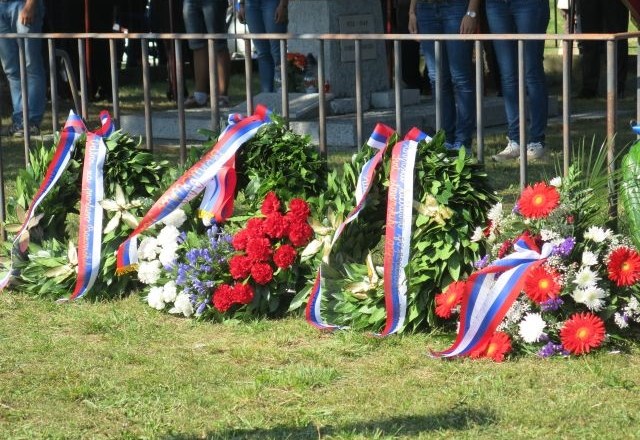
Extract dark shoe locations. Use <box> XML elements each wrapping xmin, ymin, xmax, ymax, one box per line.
<box><xmin>184</xmin><ymin>95</ymin><xmax>208</xmax><ymax>109</ymax></box>
<box><xmin>1</xmin><ymin>124</ymin><xmax>40</xmax><ymax>138</ymax></box>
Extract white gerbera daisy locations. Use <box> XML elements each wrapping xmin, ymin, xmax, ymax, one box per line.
<box><xmin>549</xmin><ymin>177</ymin><xmax>562</xmax><ymax>188</ymax></box>
<box><xmin>471</xmin><ymin>226</ymin><xmax>484</xmax><ymax>242</ymax></box>
<box><xmin>518</xmin><ymin>313</ymin><xmax>546</xmax><ymax>343</ymax></box>
<box><xmin>138</xmin><ymin>260</ymin><xmax>162</xmax><ymax>285</ymax></box>
<box><xmin>614</xmin><ymin>312</ymin><xmax>629</xmax><ymax>329</ymax></box>
<box><xmin>487</xmin><ymin>202</ymin><xmax>503</xmax><ymax>223</ymax></box>
<box><xmin>147</xmin><ymin>286</ymin><xmax>165</xmax><ymax>310</ymax></box>
<box><xmin>581</xmin><ymin>250</ymin><xmax>598</xmax><ymax>266</ymax></box>
<box><xmin>573</xmin><ymin>266</ymin><xmax>600</xmax><ymax>289</ymax></box>
<box><xmin>584</xmin><ymin>226</ymin><xmax>612</xmax><ymax>243</ymax></box>
<box><xmin>161</xmin><ymin>209</ymin><xmax>187</xmax><ymax>228</ymax></box>
<box><xmin>138</xmin><ymin>237</ymin><xmax>159</xmax><ymax>261</ymax></box>
<box><xmin>170</xmin><ymin>293</ymin><xmax>194</xmax><ymax>317</ymax></box>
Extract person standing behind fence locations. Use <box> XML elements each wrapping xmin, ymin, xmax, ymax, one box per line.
<box><xmin>408</xmin><ymin>0</ymin><xmax>479</xmax><ymax>152</ymax></box>
<box><xmin>577</xmin><ymin>0</ymin><xmax>629</xmax><ymax>99</ymax></box>
<box><xmin>487</xmin><ymin>0</ymin><xmax>550</xmax><ymax>162</ymax></box>
<box><xmin>183</xmin><ymin>0</ymin><xmax>231</xmax><ymax>107</ymax></box>
<box><xmin>0</xmin><ymin>0</ymin><xmax>46</xmax><ymax>137</ymax></box>
<box><xmin>237</xmin><ymin>0</ymin><xmax>288</xmax><ymax>93</ymax></box>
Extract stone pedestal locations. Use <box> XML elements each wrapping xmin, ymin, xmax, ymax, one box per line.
<box><xmin>288</xmin><ymin>0</ymin><xmax>389</xmax><ymax>101</ymax></box>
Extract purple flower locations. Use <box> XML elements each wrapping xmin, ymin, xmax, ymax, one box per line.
<box><xmin>552</xmin><ymin>237</ymin><xmax>576</xmax><ymax>257</ymax></box>
<box><xmin>474</xmin><ymin>254</ymin><xmax>490</xmax><ymax>269</ymax></box>
<box><xmin>196</xmin><ymin>301</ymin><xmax>208</xmax><ymax>315</ymax></box>
<box><xmin>540</xmin><ymin>297</ymin><xmax>564</xmax><ymax>312</ymax></box>
<box><xmin>512</xmin><ymin>203</ymin><xmax>520</xmax><ymax>214</ymax></box>
<box><xmin>537</xmin><ymin>341</ymin><xmax>566</xmax><ymax>358</ymax></box>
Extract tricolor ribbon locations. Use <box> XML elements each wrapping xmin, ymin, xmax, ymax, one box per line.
<box><xmin>198</xmin><ymin>157</ymin><xmax>237</xmax><ymax>226</ymax></box>
<box><xmin>306</xmin><ymin>125</ymin><xmax>431</xmax><ymax>334</ymax></box>
<box><xmin>0</xmin><ymin>110</ymin><xmax>113</xmax><ymax>299</ymax></box>
<box><xmin>432</xmin><ymin>234</ymin><xmax>554</xmax><ymax>358</ymax></box>
<box><xmin>116</xmin><ymin>105</ymin><xmax>271</xmax><ymax>274</ymax></box>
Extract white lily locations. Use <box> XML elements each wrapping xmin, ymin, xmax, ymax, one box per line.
<box><xmin>100</xmin><ymin>184</ymin><xmax>142</xmax><ymax>234</ymax></box>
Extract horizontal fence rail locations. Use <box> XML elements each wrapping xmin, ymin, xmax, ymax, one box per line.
<box><xmin>1</xmin><ymin>31</ymin><xmax>639</xmax><ymax>232</ymax></box>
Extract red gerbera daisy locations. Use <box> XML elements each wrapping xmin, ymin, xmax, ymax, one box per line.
<box><xmin>434</xmin><ymin>281</ymin><xmax>465</xmax><ymax>319</ymax></box>
<box><xmin>516</xmin><ymin>182</ymin><xmax>560</xmax><ymax>219</ymax></box>
<box><xmin>607</xmin><ymin>246</ymin><xmax>640</xmax><ymax>287</ymax></box>
<box><xmin>560</xmin><ymin>312</ymin><xmax>606</xmax><ymax>355</ymax></box>
<box><xmin>523</xmin><ymin>265</ymin><xmax>561</xmax><ymax>303</ymax></box>
<box><xmin>469</xmin><ymin>332</ymin><xmax>512</xmax><ymax>362</ymax></box>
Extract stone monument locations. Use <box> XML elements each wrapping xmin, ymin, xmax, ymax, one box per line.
<box><xmin>287</xmin><ymin>0</ymin><xmax>390</xmax><ymax>109</ymax></box>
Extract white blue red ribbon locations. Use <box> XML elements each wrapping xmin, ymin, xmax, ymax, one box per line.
<box><xmin>432</xmin><ymin>234</ymin><xmax>553</xmax><ymax>358</ymax></box>
<box><xmin>116</xmin><ymin>105</ymin><xmax>271</xmax><ymax>273</ymax></box>
<box><xmin>305</xmin><ymin>123</ymin><xmax>396</xmax><ymax>330</ymax></box>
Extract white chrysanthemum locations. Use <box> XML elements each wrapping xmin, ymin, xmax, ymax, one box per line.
<box><xmin>581</xmin><ymin>250</ymin><xmax>598</xmax><ymax>266</ymax></box>
<box><xmin>574</xmin><ymin>286</ymin><xmax>607</xmax><ymax>311</ymax></box>
<box><xmin>540</xmin><ymin>229</ymin><xmax>559</xmax><ymax>242</ymax></box>
<box><xmin>471</xmin><ymin>226</ymin><xmax>484</xmax><ymax>242</ymax></box>
<box><xmin>138</xmin><ymin>260</ymin><xmax>162</xmax><ymax>285</ymax></box>
<box><xmin>161</xmin><ymin>209</ymin><xmax>187</xmax><ymax>228</ymax></box>
<box><xmin>161</xmin><ymin>280</ymin><xmax>177</xmax><ymax>303</ymax></box>
<box><xmin>627</xmin><ymin>297</ymin><xmax>640</xmax><ymax>312</ymax></box>
<box><xmin>487</xmin><ymin>202</ymin><xmax>503</xmax><ymax>223</ymax></box>
<box><xmin>573</xmin><ymin>266</ymin><xmax>600</xmax><ymax>289</ymax></box>
<box><xmin>158</xmin><ymin>246</ymin><xmax>178</xmax><ymax>268</ymax></box>
<box><xmin>518</xmin><ymin>313</ymin><xmax>546</xmax><ymax>343</ymax></box>
<box><xmin>169</xmin><ymin>293</ymin><xmax>194</xmax><ymax>317</ymax></box>
<box><xmin>549</xmin><ymin>176</ymin><xmax>562</xmax><ymax>188</ymax></box>
<box><xmin>138</xmin><ymin>237</ymin><xmax>159</xmax><ymax>261</ymax></box>
<box><xmin>157</xmin><ymin>225</ymin><xmax>181</xmax><ymax>246</ymax></box>
<box><xmin>614</xmin><ymin>312</ymin><xmax>629</xmax><ymax>329</ymax></box>
<box><xmin>147</xmin><ymin>286</ymin><xmax>165</xmax><ymax>310</ymax></box>
<box><xmin>584</xmin><ymin>226</ymin><xmax>612</xmax><ymax>243</ymax></box>
<box><xmin>503</xmin><ymin>299</ymin><xmax>531</xmax><ymax>326</ymax></box>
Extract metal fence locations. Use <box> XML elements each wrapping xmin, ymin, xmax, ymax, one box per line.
<box><xmin>1</xmin><ymin>31</ymin><xmax>639</xmax><ymax>224</ymax></box>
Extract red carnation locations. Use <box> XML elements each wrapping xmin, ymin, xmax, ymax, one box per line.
<box><xmin>245</xmin><ymin>236</ymin><xmax>273</xmax><ymax>262</ymax></box>
<box><xmin>434</xmin><ymin>281</ymin><xmax>465</xmax><ymax>319</ymax></box>
<box><xmin>516</xmin><ymin>182</ymin><xmax>560</xmax><ymax>219</ymax></box>
<box><xmin>607</xmin><ymin>246</ymin><xmax>640</xmax><ymax>287</ymax></box>
<box><xmin>229</xmin><ymin>255</ymin><xmax>252</xmax><ymax>280</ymax></box>
<box><xmin>212</xmin><ymin>284</ymin><xmax>235</xmax><ymax>313</ymax></box>
<box><xmin>288</xmin><ymin>220</ymin><xmax>314</xmax><ymax>247</ymax></box>
<box><xmin>560</xmin><ymin>312</ymin><xmax>605</xmax><ymax>355</ymax></box>
<box><xmin>231</xmin><ymin>229</ymin><xmax>250</xmax><ymax>251</ymax></box>
<box><xmin>497</xmin><ymin>239</ymin><xmax>514</xmax><ymax>259</ymax></box>
<box><xmin>288</xmin><ymin>198</ymin><xmax>311</xmax><ymax>221</ymax></box>
<box><xmin>273</xmin><ymin>244</ymin><xmax>297</xmax><ymax>269</ymax></box>
<box><xmin>262</xmin><ymin>212</ymin><xmax>290</xmax><ymax>239</ymax></box>
<box><xmin>246</xmin><ymin>218</ymin><xmax>265</xmax><ymax>235</ymax></box>
<box><xmin>232</xmin><ymin>283</ymin><xmax>254</xmax><ymax>305</ymax></box>
<box><xmin>261</xmin><ymin>191</ymin><xmax>281</xmax><ymax>215</ymax></box>
<box><xmin>251</xmin><ymin>262</ymin><xmax>274</xmax><ymax>285</ymax></box>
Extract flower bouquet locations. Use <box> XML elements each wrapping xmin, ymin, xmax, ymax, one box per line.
<box><xmin>435</xmin><ymin>171</ymin><xmax>640</xmax><ymax>361</ymax></box>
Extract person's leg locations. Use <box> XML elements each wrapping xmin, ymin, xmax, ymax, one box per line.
<box><xmin>21</xmin><ymin>0</ymin><xmax>46</xmax><ymax>127</ymax></box>
<box><xmin>183</xmin><ymin>0</ymin><xmax>209</xmax><ymax>104</ymax></box>
<box><xmin>246</xmin><ymin>0</ymin><xmax>275</xmax><ymax>92</ymax></box>
<box><xmin>441</xmin><ymin>0</ymin><xmax>475</xmax><ymax>148</ymax></box>
<box><xmin>0</xmin><ymin>2</ymin><xmax>23</xmax><ymax>128</ymax></box>
<box><xmin>512</xmin><ymin>0</ymin><xmax>549</xmax><ymax>145</ymax></box>
<box><xmin>485</xmin><ymin>0</ymin><xmax>519</xmax><ymax>144</ymax></box>
<box><xmin>203</xmin><ymin>0</ymin><xmax>231</xmax><ymax>98</ymax></box>
<box><xmin>416</xmin><ymin>2</ymin><xmax>456</xmax><ymax>145</ymax></box>
<box><xmin>605</xmin><ymin>0</ymin><xmax>629</xmax><ymax>96</ymax></box>
<box><xmin>577</xmin><ymin>0</ymin><xmax>602</xmax><ymax>97</ymax></box>
<box><xmin>261</xmin><ymin>0</ymin><xmax>287</xmax><ymax>91</ymax></box>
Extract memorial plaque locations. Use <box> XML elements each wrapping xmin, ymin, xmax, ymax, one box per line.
<box><xmin>338</xmin><ymin>14</ymin><xmax>376</xmax><ymax>62</ymax></box>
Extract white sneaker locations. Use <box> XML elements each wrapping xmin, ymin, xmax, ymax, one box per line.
<box><xmin>492</xmin><ymin>138</ymin><xmax>520</xmax><ymax>162</ymax></box>
<box><xmin>526</xmin><ymin>142</ymin><xmax>545</xmax><ymax>160</ymax></box>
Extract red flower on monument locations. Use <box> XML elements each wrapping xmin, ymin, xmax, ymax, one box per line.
<box><xmin>229</xmin><ymin>255</ymin><xmax>252</xmax><ymax>280</ymax></box>
<box><xmin>434</xmin><ymin>281</ymin><xmax>465</xmax><ymax>319</ymax></box>
<box><xmin>607</xmin><ymin>246</ymin><xmax>640</xmax><ymax>287</ymax></box>
<box><xmin>232</xmin><ymin>283</ymin><xmax>254</xmax><ymax>305</ymax></box>
<box><xmin>288</xmin><ymin>198</ymin><xmax>311</xmax><ymax>221</ymax></box>
<box><xmin>273</xmin><ymin>244</ymin><xmax>297</xmax><ymax>269</ymax></box>
<box><xmin>470</xmin><ymin>332</ymin><xmax>512</xmax><ymax>362</ymax></box>
<box><xmin>517</xmin><ymin>182</ymin><xmax>560</xmax><ymax>219</ymax></box>
<box><xmin>261</xmin><ymin>191</ymin><xmax>281</xmax><ymax>215</ymax></box>
<box><xmin>560</xmin><ymin>312</ymin><xmax>605</xmax><ymax>355</ymax></box>
<box><xmin>245</xmin><ymin>236</ymin><xmax>273</xmax><ymax>262</ymax></box>
<box><xmin>251</xmin><ymin>262</ymin><xmax>274</xmax><ymax>285</ymax></box>
<box><xmin>263</xmin><ymin>212</ymin><xmax>290</xmax><ymax>239</ymax></box>
<box><xmin>288</xmin><ymin>220</ymin><xmax>313</xmax><ymax>247</ymax></box>
<box><xmin>212</xmin><ymin>284</ymin><xmax>235</xmax><ymax>313</ymax></box>
<box><xmin>524</xmin><ymin>265</ymin><xmax>561</xmax><ymax>303</ymax></box>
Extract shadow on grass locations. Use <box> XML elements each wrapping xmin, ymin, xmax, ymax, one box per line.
<box><xmin>162</xmin><ymin>407</ymin><xmax>497</xmax><ymax>439</ymax></box>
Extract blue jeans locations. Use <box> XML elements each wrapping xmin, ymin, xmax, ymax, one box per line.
<box><xmin>485</xmin><ymin>0</ymin><xmax>550</xmax><ymax>145</ymax></box>
<box><xmin>183</xmin><ymin>0</ymin><xmax>228</xmax><ymax>51</ymax></box>
<box><xmin>416</xmin><ymin>0</ymin><xmax>474</xmax><ymax>147</ymax></box>
<box><xmin>245</xmin><ymin>0</ymin><xmax>287</xmax><ymax>93</ymax></box>
<box><xmin>0</xmin><ymin>0</ymin><xmax>46</xmax><ymax>128</ymax></box>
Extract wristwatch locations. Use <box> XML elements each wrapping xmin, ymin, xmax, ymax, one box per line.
<box><xmin>466</xmin><ymin>10</ymin><xmax>477</xmax><ymax>18</ymax></box>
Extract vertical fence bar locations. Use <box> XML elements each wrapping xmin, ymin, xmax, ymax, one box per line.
<box><xmin>48</xmin><ymin>39</ymin><xmax>59</xmax><ymax>132</ymax></box>
<box><xmin>317</xmin><ymin>39</ymin><xmax>327</xmax><ymax>157</ymax></box>
<box><xmin>394</xmin><ymin>40</ymin><xmax>403</xmax><ymax>134</ymax></box>
<box><xmin>355</xmin><ymin>39</ymin><xmax>363</xmax><ymax>149</ymax></box>
<box><xmin>141</xmin><ymin>38</ymin><xmax>153</xmax><ymax>151</ymax></box>
<box><xmin>175</xmin><ymin>39</ymin><xmax>187</xmax><ymax>165</ymax></box>
<box><xmin>475</xmin><ymin>40</ymin><xmax>484</xmax><ymax>163</ymax></box>
<box><xmin>562</xmin><ymin>38</ymin><xmax>572</xmax><ymax>177</ymax></box>
<box><xmin>109</xmin><ymin>39</ymin><xmax>120</xmax><ymax>126</ymax></box>
<box><xmin>637</xmin><ymin>37</ymin><xmax>640</xmax><ymax>138</ymax></box>
<box><xmin>208</xmin><ymin>39</ymin><xmax>220</xmax><ymax>133</ymax></box>
<box><xmin>518</xmin><ymin>39</ymin><xmax>527</xmax><ymax>188</ymax></box>
<box><xmin>280</xmin><ymin>39</ymin><xmax>289</xmax><ymax>125</ymax></box>
<box><xmin>78</xmin><ymin>39</ymin><xmax>89</xmax><ymax>120</ymax></box>
<box><xmin>244</xmin><ymin>38</ymin><xmax>253</xmax><ymax>114</ymax></box>
<box><xmin>435</xmin><ymin>40</ymin><xmax>442</xmax><ymax>132</ymax></box>
<box><xmin>18</xmin><ymin>38</ymin><xmax>29</xmax><ymax>165</ymax></box>
<box><xmin>606</xmin><ymin>39</ymin><xmax>617</xmax><ymax>220</ymax></box>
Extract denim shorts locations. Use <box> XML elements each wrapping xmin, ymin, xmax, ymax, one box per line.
<box><xmin>183</xmin><ymin>0</ymin><xmax>229</xmax><ymax>51</ymax></box>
